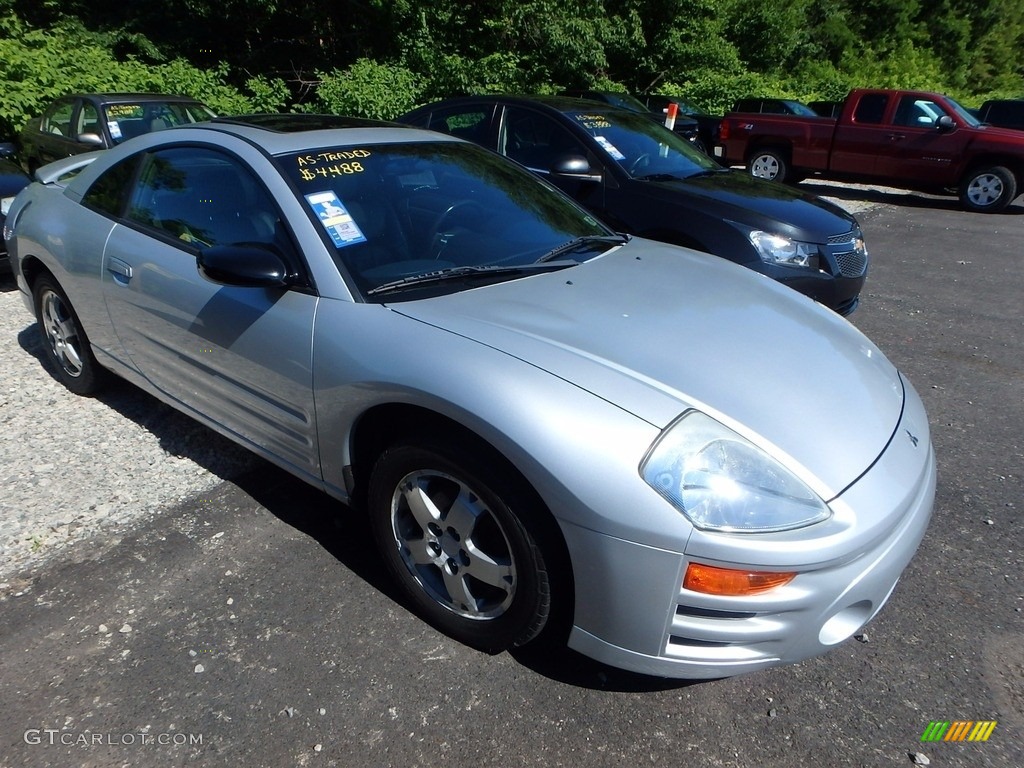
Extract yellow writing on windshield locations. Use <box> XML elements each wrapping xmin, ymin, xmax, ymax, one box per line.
<box><xmin>574</xmin><ymin>114</ymin><xmax>611</xmax><ymax>130</ymax></box>
<box><xmin>106</xmin><ymin>104</ymin><xmax>144</xmax><ymax>119</ymax></box>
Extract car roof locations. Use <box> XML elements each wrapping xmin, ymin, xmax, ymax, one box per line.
<box><xmin>407</xmin><ymin>94</ymin><xmax>627</xmax><ymax>115</ymax></box>
<box><xmin>67</xmin><ymin>93</ymin><xmax>204</xmax><ymax>104</ymax></box>
<box><xmin>153</xmin><ymin>114</ymin><xmax>456</xmax><ymax>156</ymax></box>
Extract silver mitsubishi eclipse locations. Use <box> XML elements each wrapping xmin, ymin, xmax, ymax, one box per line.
<box><xmin>4</xmin><ymin>115</ymin><xmax>935</xmax><ymax>679</ymax></box>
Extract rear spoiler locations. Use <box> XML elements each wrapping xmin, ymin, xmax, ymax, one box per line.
<box><xmin>34</xmin><ymin>152</ymin><xmax>102</xmax><ymax>186</ymax></box>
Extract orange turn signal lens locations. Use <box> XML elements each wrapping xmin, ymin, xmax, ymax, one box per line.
<box><xmin>683</xmin><ymin>563</ymin><xmax>797</xmax><ymax>596</ymax></box>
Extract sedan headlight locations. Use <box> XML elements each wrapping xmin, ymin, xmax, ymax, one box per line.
<box><xmin>641</xmin><ymin>411</ymin><xmax>831</xmax><ymax>533</ymax></box>
<box><xmin>749</xmin><ymin>231</ymin><xmax>821</xmax><ymax>269</ymax></box>
<box><xmin>1</xmin><ymin>195</ymin><xmax>14</xmax><ymax>217</ymax></box>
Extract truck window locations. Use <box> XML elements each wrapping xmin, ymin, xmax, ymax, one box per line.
<box><xmin>853</xmin><ymin>94</ymin><xmax>888</xmax><ymax>124</ymax></box>
<box><xmin>893</xmin><ymin>97</ymin><xmax>944</xmax><ymax>127</ymax></box>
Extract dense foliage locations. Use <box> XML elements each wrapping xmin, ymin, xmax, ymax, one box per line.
<box><xmin>1</xmin><ymin>0</ymin><xmax>1021</xmax><ymax>135</ymax></box>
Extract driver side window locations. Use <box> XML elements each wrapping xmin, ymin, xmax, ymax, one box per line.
<box><xmin>125</xmin><ymin>147</ymin><xmax>291</xmax><ymax>258</ymax></box>
<box><xmin>501</xmin><ymin>107</ymin><xmax>587</xmax><ymax>171</ymax></box>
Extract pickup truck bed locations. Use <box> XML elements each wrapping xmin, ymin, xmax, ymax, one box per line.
<box><xmin>716</xmin><ymin>89</ymin><xmax>1024</xmax><ymax>213</ymax></box>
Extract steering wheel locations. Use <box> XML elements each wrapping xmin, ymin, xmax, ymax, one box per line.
<box><xmin>427</xmin><ymin>200</ymin><xmax>485</xmax><ymax>257</ymax></box>
<box><xmin>627</xmin><ymin>153</ymin><xmax>651</xmax><ymax>176</ymax></box>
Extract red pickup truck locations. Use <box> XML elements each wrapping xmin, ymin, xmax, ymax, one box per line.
<box><xmin>716</xmin><ymin>88</ymin><xmax>1024</xmax><ymax>213</ymax></box>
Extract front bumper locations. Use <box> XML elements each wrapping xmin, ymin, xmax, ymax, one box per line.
<box><xmin>564</xmin><ymin>386</ymin><xmax>936</xmax><ymax>680</ymax></box>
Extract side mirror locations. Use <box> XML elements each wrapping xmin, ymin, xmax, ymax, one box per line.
<box><xmin>197</xmin><ymin>244</ymin><xmax>289</xmax><ymax>288</ymax></box>
<box><xmin>936</xmin><ymin>115</ymin><xmax>955</xmax><ymax>132</ymax></box>
<box><xmin>550</xmin><ymin>154</ymin><xmax>602</xmax><ymax>181</ymax></box>
<box><xmin>77</xmin><ymin>133</ymin><xmax>104</xmax><ymax>147</ymax></box>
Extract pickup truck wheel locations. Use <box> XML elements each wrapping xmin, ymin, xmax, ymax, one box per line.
<box><xmin>959</xmin><ymin>166</ymin><xmax>1017</xmax><ymax>213</ymax></box>
<box><xmin>748</xmin><ymin>150</ymin><xmax>788</xmax><ymax>183</ymax></box>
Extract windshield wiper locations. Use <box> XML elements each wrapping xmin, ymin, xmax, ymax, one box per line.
<box><xmin>366</xmin><ymin>261</ymin><xmax>579</xmax><ymax>296</ymax></box>
<box><xmin>636</xmin><ymin>173</ymin><xmax>687</xmax><ymax>182</ymax></box>
<box><xmin>535</xmin><ymin>234</ymin><xmax>628</xmax><ymax>263</ymax></box>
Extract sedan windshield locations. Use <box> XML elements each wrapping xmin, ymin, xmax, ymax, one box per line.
<box><xmin>566</xmin><ymin>109</ymin><xmax>721</xmax><ymax>180</ymax></box>
<box><xmin>276</xmin><ymin>141</ymin><xmax>617</xmax><ymax>297</ymax></box>
<box><xmin>103</xmin><ymin>102</ymin><xmax>216</xmax><ymax>144</ymax></box>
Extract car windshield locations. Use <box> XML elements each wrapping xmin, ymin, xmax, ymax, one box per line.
<box><xmin>276</xmin><ymin>141</ymin><xmax>617</xmax><ymax>298</ymax></box>
<box><xmin>945</xmin><ymin>97</ymin><xmax>982</xmax><ymax>127</ymax></box>
<box><xmin>595</xmin><ymin>93</ymin><xmax>652</xmax><ymax>115</ymax></box>
<box><xmin>103</xmin><ymin>102</ymin><xmax>216</xmax><ymax>145</ymax></box>
<box><xmin>565</xmin><ymin>109</ymin><xmax>721</xmax><ymax>180</ymax></box>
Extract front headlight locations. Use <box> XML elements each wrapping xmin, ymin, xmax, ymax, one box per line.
<box><xmin>749</xmin><ymin>230</ymin><xmax>821</xmax><ymax>269</ymax></box>
<box><xmin>1</xmin><ymin>195</ymin><xmax>14</xmax><ymax>217</ymax></box>
<box><xmin>641</xmin><ymin>411</ymin><xmax>831</xmax><ymax>533</ymax></box>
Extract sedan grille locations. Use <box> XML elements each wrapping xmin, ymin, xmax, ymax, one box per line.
<box><xmin>834</xmin><ymin>249</ymin><xmax>868</xmax><ymax>277</ymax></box>
<box><xmin>826</xmin><ymin>230</ymin><xmax>868</xmax><ymax>278</ymax></box>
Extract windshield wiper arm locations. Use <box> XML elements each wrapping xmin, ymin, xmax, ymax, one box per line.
<box><xmin>535</xmin><ymin>235</ymin><xmax>628</xmax><ymax>263</ymax></box>
<box><xmin>366</xmin><ymin>261</ymin><xmax>579</xmax><ymax>296</ymax></box>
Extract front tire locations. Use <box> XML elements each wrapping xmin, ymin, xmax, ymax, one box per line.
<box><xmin>32</xmin><ymin>274</ymin><xmax>107</xmax><ymax>395</ymax></box>
<box><xmin>368</xmin><ymin>439</ymin><xmax>553</xmax><ymax>653</ymax></box>
<box><xmin>959</xmin><ymin>166</ymin><xmax>1017</xmax><ymax>213</ymax></box>
<box><xmin>748</xmin><ymin>149</ymin><xmax>789</xmax><ymax>183</ymax></box>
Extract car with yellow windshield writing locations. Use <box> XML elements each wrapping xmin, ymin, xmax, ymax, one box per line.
<box><xmin>18</xmin><ymin>93</ymin><xmax>215</xmax><ymax>175</ymax></box>
<box><xmin>5</xmin><ymin>115</ymin><xmax>934</xmax><ymax>679</ymax></box>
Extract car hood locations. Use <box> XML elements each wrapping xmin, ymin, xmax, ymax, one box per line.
<box><xmin>640</xmin><ymin>170</ymin><xmax>857</xmax><ymax>241</ymax></box>
<box><xmin>392</xmin><ymin>238</ymin><xmax>902</xmax><ymax>500</ymax></box>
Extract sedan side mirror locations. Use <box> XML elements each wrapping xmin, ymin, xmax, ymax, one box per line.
<box><xmin>197</xmin><ymin>244</ymin><xmax>289</xmax><ymax>288</ymax></box>
<box><xmin>550</xmin><ymin>154</ymin><xmax>602</xmax><ymax>182</ymax></box>
<box><xmin>936</xmin><ymin>115</ymin><xmax>955</xmax><ymax>132</ymax></box>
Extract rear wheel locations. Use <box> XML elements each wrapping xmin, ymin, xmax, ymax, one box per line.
<box><xmin>959</xmin><ymin>166</ymin><xmax>1017</xmax><ymax>213</ymax></box>
<box><xmin>32</xmin><ymin>274</ymin><xmax>107</xmax><ymax>395</ymax></box>
<box><xmin>748</xmin><ymin>149</ymin><xmax>789</xmax><ymax>183</ymax></box>
<box><xmin>368</xmin><ymin>438</ymin><xmax>554</xmax><ymax>652</ymax></box>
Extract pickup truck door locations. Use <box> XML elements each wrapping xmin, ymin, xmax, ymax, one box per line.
<box><xmin>829</xmin><ymin>92</ymin><xmax>893</xmax><ymax>177</ymax></box>
<box><xmin>872</xmin><ymin>95</ymin><xmax>969</xmax><ymax>187</ymax></box>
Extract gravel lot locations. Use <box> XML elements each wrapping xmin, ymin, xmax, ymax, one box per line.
<box><xmin>0</xmin><ymin>275</ymin><xmax>258</xmax><ymax>585</ymax></box>
<box><xmin>0</xmin><ymin>181</ymin><xmax>889</xmax><ymax>585</ymax></box>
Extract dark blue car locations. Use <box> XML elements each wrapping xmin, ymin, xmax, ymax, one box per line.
<box><xmin>398</xmin><ymin>95</ymin><xmax>868</xmax><ymax>315</ymax></box>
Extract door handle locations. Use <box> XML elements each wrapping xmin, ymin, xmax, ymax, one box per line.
<box><xmin>107</xmin><ymin>257</ymin><xmax>134</xmax><ymax>285</ymax></box>
<box><xmin>888</xmin><ymin>133</ymin><xmax>906</xmax><ymax>141</ymax></box>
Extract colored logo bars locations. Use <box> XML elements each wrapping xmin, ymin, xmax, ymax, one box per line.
<box><xmin>921</xmin><ymin>721</ymin><xmax>997</xmax><ymax>742</ymax></box>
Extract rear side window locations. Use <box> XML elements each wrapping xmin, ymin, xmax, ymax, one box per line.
<box><xmin>40</xmin><ymin>99</ymin><xmax>76</xmax><ymax>137</ymax></box>
<box><xmin>852</xmin><ymin>94</ymin><xmax>889</xmax><ymax>124</ymax></box>
<box><xmin>82</xmin><ymin>156</ymin><xmax>139</xmax><ymax>217</ymax></box>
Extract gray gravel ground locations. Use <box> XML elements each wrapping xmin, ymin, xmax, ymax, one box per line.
<box><xmin>0</xmin><ymin>276</ymin><xmax>258</xmax><ymax>584</ymax></box>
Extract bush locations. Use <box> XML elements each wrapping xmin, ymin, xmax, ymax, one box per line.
<box><xmin>309</xmin><ymin>59</ymin><xmax>423</xmax><ymax>120</ymax></box>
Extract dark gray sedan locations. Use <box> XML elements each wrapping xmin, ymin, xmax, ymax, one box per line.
<box><xmin>4</xmin><ymin>116</ymin><xmax>934</xmax><ymax>679</ymax></box>
<box><xmin>18</xmin><ymin>92</ymin><xmax>215</xmax><ymax>174</ymax></box>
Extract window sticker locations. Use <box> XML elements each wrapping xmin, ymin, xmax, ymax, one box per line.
<box><xmin>594</xmin><ymin>136</ymin><xmax>625</xmax><ymax>160</ymax></box>
<box><xmin>305</xmin><ymin>191</ymin><xmax>366</xmax><ymax>249</ymax></box>
<box><xmin>108</xmin><ymin>122</ymin><xmax>123</xmax><ymax>140</ymax></box>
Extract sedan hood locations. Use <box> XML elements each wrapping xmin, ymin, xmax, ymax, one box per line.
<box><xmin>648</xmin><ymin>170</ymin><xmax>856</xmax><ymax>241</ymax></box>
<box><xmin>393</xmin><ymin>238</ymin><xmax>903</xmax><ymax>499</ymax></box>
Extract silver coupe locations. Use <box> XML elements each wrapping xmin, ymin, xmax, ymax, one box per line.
<box><xmin>4</xmin><ymin>116</ymin><xmax>935</xmax><ymax>679</ymax></box>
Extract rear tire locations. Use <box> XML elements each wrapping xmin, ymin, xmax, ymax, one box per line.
<box><xmin>32</xmin><ymin>274</ymin><xmax>107</xmax><ymax>395</ymax></box>
<box><xmin>368</xmin><ymin>438</ymin><xmax>554</xmax><ymax>653</ymax></box>
<box><xmin>959</xmin><ymin>166</ymin><xmax>1017</xmax><ymax>213</ymax></box>
<box><xmin>748</xmin><ymin>149</ymin><xmax>789</xmax><ymax>183</ymax></box>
